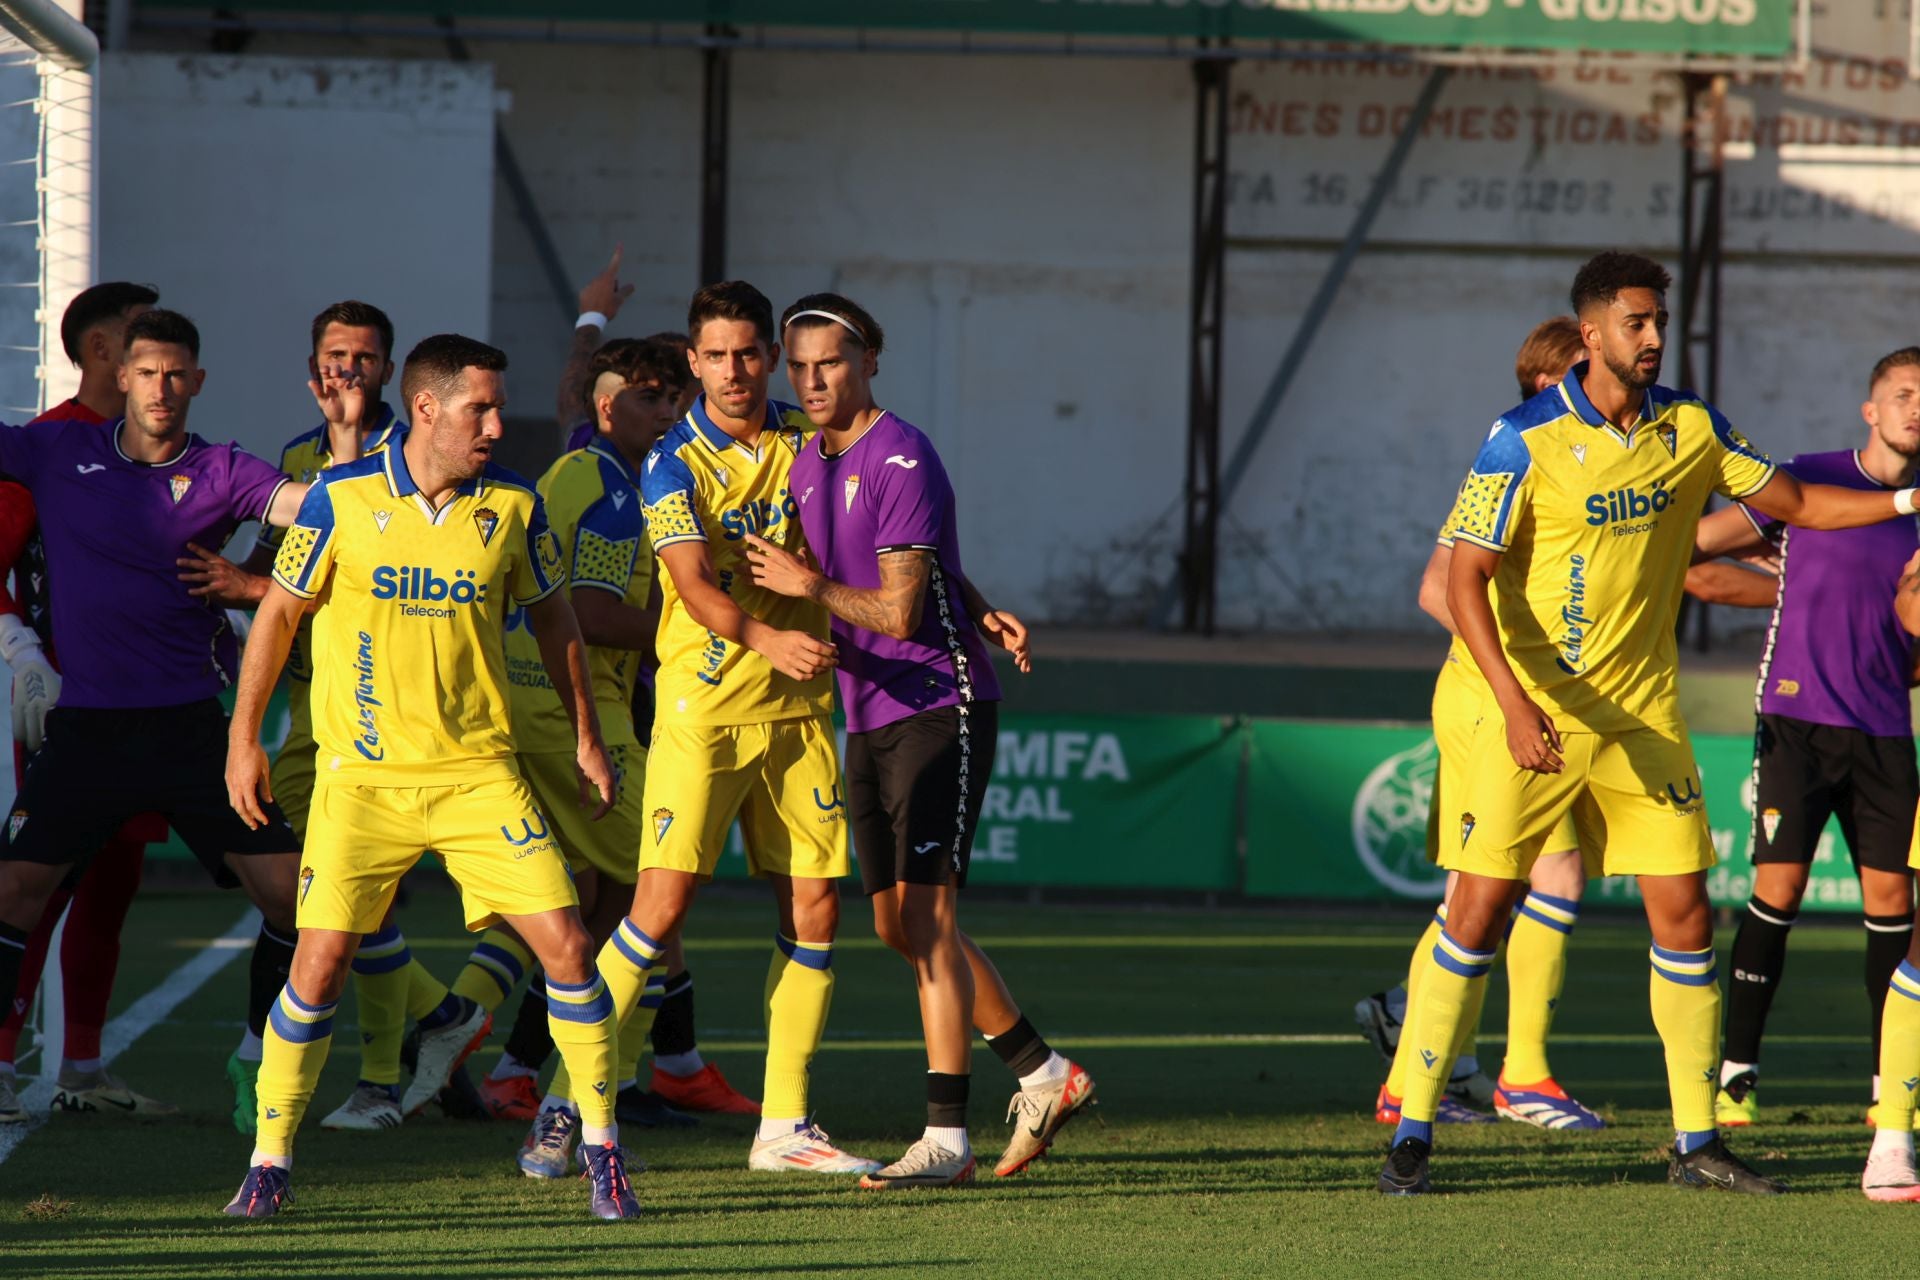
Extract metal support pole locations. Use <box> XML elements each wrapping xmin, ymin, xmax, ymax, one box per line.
<box><xmin>699</xmin><ymin>24</ymin><xmax>732</xmax><ymax>286</ymax></box>
<box><xmin>441</xmin><ymin>20</ymin><xmax>576</xmax><ymax>325</ymax></box>
<box><xmin>1180</xmin><ymin>56</ymin><xmax>1230</xmax><ymax>635</ymax></box>
<box><xmin>1676</xmin><ymin>72</ymin><xmax>1727</xmax><ymax>653</ymax></box>
<box><xmin>1158</xmin><ymin>65</ymin><xmax>1450</xmax><ymax>627</ymax></box>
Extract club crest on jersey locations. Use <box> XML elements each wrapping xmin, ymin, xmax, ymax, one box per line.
<box><xmin>1570</xmin><ymin>444</ymin><xmax>1587</xmax><ymax>466</ymax></box>
<box><xmin>1761</xmin><ymin>807</ymin><xmax>1782</xmax><ymax>842</ymax></box>
<box><xmin>1656</xmin><ymin>424</ymin><xmax>1677</xmax><ymax>458</ymax></box>
<box><xmin>473</xmin><ymin>506</ymin><xmax>500</xmax><ymax>548</ymax></box>
<box><xmin>844</xmin><ymin>474</ymin><xmax>860</xmax><ymax>513</ymax></box>
<box><xmin>168</xmin><ymin>473</ymin><xmax>193</xmax><ymax>504</ymax></box>
<box><xmin>372</xmin><ymin>510</ymin><xmax>392</xmax><ymax>534</ymax></box>
<box><xmin>7</xmin><ymin>810</ymin><xmax>24</xmax><ymax>841</ymax></box>
<box><xmin>652</xmin><ymin>807</ymin><xmax>674</xmax><ymax>843</ymax></box>
<box><xmin>1460</xmin><ymin>812</ymin><xmax>1475</xmax><ymax>846</ymax></box>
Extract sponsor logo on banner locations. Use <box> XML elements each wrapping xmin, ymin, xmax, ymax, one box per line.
<box><xmin>1350</xmin><ymin>736</ymin><xmax>1445</xmax><ymax>899</ymax></box>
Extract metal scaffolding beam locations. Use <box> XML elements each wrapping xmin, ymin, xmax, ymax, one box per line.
<box><xmin>1676</xmin><ymin>71</ymin><xmax>1728</xmax><ymax>653</ymax></box>
<box><xmin>1179</xmin><ymin>56</ymin><xmax>1229</xmax><ymax>635</ymax></box>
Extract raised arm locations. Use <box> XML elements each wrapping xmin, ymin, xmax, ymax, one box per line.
<box><xmin>557</xmin><ymin>245</ymin><xmax>634</xmax><ymax>437</ymax></box>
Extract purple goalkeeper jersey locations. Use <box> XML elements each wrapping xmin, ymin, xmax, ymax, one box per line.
<box><xmin>0</xmin><ymin>417</ymin><xmax>288</xmax><ymax>709</ymax></box>
<box><xmin>790</xmin><ymin>411</ymin><xmax>1001</xmax><ymax>733</ymax></box>
<box><xmin>1742</xmin><ymin>449</ymin><xmax>1920</xmax><ymax>737</ymax></box>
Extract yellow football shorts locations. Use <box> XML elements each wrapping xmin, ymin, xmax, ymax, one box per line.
<box><xmin>518</xmin><ymin>743</ymin><xmax>648</xmax><ymax>885</ymax></box>
<box><xmin>1445</xmin><ymin>713</ymin><xmax>1714</xmax><ymax>880</ymax></box>
<box><xmin>298</xmin><ymin>773</ymin><xmax>578</xmax><ymax>934</ymax></box>
<box><xmin>640</xmin><ymin>713</ymin><xmax>848</xmax><ymax>881</ymax></box>
<box><xmin>269</xmin><ymin>702</ymin><xmax>318</xmax><ymax>839</ymax></box>
<box><xmin>1427</xmin><ymin>656</ymin><xmax>1584</xmax><ymax>868</ymax></box>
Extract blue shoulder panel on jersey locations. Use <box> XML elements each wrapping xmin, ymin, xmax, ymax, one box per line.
<box><xmin>319</xmin><ymin>453</ymin><xmax>386</xmax><ymax>487</ymax></box>
<box><xmin>1702</xmin><ymin>399</ymin><xmax>1770</xmax><ymax>463</ymax></box>
<box><xmin>641</xmin><ymin>427</ymin><xmax>701</xmax><ymax>506</ymax></box>
<box><xmin>279</xmin><ymin>422</ymin><xmax>328</xmax><ymax>460</ymax></box>
<box><xmin>1468</xmin><ymin>417</ymin><xmax>1536</xmax><ymax>481</ymax></box>
<box><xmin>480</xmin><ymin>460</ymin><xmax>539</xmax><ymax>496</ymax></box>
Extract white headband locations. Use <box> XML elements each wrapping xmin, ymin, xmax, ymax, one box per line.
<box><xmin>786</xmin><ymin>309</ymin><xmax>864</xmax><ymax>341</ymax></box>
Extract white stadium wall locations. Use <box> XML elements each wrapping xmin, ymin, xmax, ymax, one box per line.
<box><xmin>123</xmin><ymin>9</ymin><xmax>1920</xmax><ymax>631</ymax></box>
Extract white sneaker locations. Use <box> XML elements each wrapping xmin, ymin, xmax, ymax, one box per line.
<box><xmin>748</xmin><ymin>1121</ymin><xmax>882</xmax><ymax>1174</ymax></box>
<box><xmin>0</xmin><ymin>1073</ymin><xmax>22</xmax><ymax>1124</ymax></box>
<box><xmin>50</xmin><ymin>1070</ymin><xmax>179</xmax><ymax>1117</ymax></box>
<box><xmin>401</xmin><ymin>998</ymin><xmax>490</xmax><ymax>1116</ymax></box>
<box><xmin>1863</xmin><ymin>1142</ymin><xmax>1920</xmax><ymax>1203</ymax></box>
<box><xmin>859</xmin><ymin>1136</ymin><xmax>975</xmax><ymax>1189</ymax></box>
<box><xmin>518</xmin><ymin>1107</ymin><xmax>578</xmax><ymax>1180</ymax></box>
<box><xmin>320</xmin><ymin>1081</ymin><xmax>403</xmax><ymax>1131</ymax></box>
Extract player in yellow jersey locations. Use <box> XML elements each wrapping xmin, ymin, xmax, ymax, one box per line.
<box><xmin>592</xmin><ymin>280</ymin><xmax>879</xmax><ymax>1175</ymax></box>
<box><xmin>221</xmin><ymin>334</ymin><xmax>638</xmax><ymax>1220</ymax></box>
<box><xmin>184</xmin><ymin>303</ymin><xmax>512</xmax><ymax>1133</ymax></box>
<box><xmin>1381</xmin><ymin>251</ymin><xmax>1920</xmax><ymax>1197</ymax></box>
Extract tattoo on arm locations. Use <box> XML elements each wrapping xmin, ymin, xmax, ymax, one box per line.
<box><xmin>556</xmin><ymin>325</ymin><xmax>601</xmax><ymax>431</ymax></box>
<box><xmin>809</xmin><ymin>549</ymin><xmax>930</xmax><ymax>637</ymax></box>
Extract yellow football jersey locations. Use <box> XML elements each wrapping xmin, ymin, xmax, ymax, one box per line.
<box><xmin>260</xmin><ymin>405</ymin><xmax>405</xmax><ymax>716</ymax></box>
<box><xmin>272</xmin><ymin>445</ymin><xmax>564</xmax><ymax>784</ymax></box>
<box><xmin>506</xmin><ymin>438</ymin><xmax>651</xmax><ymax>752</ymax></box>
<box><xmin>1448</xmin><ymin>365</ymin><xmax>1776</xmax><ymax>733</ymax></box>
<box><xmin>640</xmin><ymin>397</ymin><xmax>831</xmax><ymax>727</ymax></box>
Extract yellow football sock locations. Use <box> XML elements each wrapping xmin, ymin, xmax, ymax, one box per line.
<box><xmin>597</xmin><ymin>919</ymin><xmax>666</xmax><ymax>1042</ymax></box>
<box><xmin>404</xmin><ymin>960</ymin><xmax>449</xmax><ymax>1021</ymax></box>
<box><xmin>1649</xmin><ymin>943</ymin><xmax>1720</xmax><ymax>1135</ymax></box>
<box><xmin>544</xmin><ymin>971</ymin><xmax>618</xmax><ymax>1135</ymax></box>
<box><xmin>619</xmin><ymin>966</ymin><xmax>665</xmax><ymax>1086</ymax></box>
<box><xmin>1400</xmin><ymin>929</ymin><xmax>1495</xmax><ymax>1125</ymax></box>
<box><xmin>763</xmin><ymin>935</ymin><xmax>834</xmax><ymax>1122</ymax></box>
<box><xmin>1874</xmin><ymin>961</ymin><xmax>1920</xmax><ymax>1130</ymax></box>
<box><xmin>254</xmin><ymin>984</ymin><xmax>337</xmax><ymax>1161</ymax></box>
<box><xmin>1384</xmin><ymin>911</ymin><xmax>1446</xmax><ymax>1099</ymax></box>
<box><xmin>1502</xmin><ymin>891</ymin><xmax>1579</xmax><ymax>1084</ymax></box>
<box><xmin>451</xmin><ymin>928</ymin><xmax>533</xmax><ymax>1012</ymax></box>
<box><xmin>349</xmin><ymin>926</ymin><xmax>413</xmax><ymax>1087</ymax></box>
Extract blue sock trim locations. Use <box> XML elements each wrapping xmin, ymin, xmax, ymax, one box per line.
<box><xmin>1674</xmin><ymin>1129</ymin><xmax>1716</xmax><ymax>1155</ymax></box>
<box><xmin>1393</xmin><ymin>1116</ymin><xmax>1433</xmax><ymax>1147</ymax></box>
<box><xmin>774</xmin><ymin>934</ymin><xmax>833</xmax><ymax>971</ymax></box>
<box><xmin>418</xmin><ymin>992</ymin><xmax>464</xmax><ymax>1031</ymax></box>
<box><xmin>1527</xmin><ymin>891</ymin><xmax>1580</xmax><ymax>914</ymax></box>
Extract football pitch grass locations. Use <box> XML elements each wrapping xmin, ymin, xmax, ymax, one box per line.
<box><xmin>0</xmin><ymin>890</ymin><xmax>1911</xmax><ymax>1278</ymax></box>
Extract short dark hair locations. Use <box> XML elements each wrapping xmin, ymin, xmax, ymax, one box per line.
<box><xmin>1514</xmin><ymin>316</ymin><xmax>1583</xmax><ymax>399</ymax></box>
<box><xmin>780</xmin><ymin>292</ymin><xmax>885</xmax><ymax>356</ymax></box>
<box><xmin>400</xmin><ymin>333</ymin><xmax>507</xmax><ymax>407</ymax></box>
<box><xmin>123</xmin><ymin>308</ymin><xmax>200</xmax><ymax>361</ymax></box>
<box><xmin>61</xmin><ymin>281</ymin><xmax>158</xmax><ymax>365</ymax></box>
<box><xmin>1570</xmin><ymin>251</ymin><xmax>1672</xmax><ymax>316</ymax></box>
<box><xmin>643</xmin><ymin>330</ymin><xmax>691</xmax><ymax>358</ymax></box>
<box><xmin>310</xmin><ymin>299</ymin><xmax>395</xmax><ymax>361</ymax></box>
<box><xmin>1870</xmin><ymin>347</ymin><xmax>1920</xmax><ymax>394</ymax></box>
<box><xmin>687</xmin><ymin>280</ymin><xmax>775</xmax><ymax>347</ymax></box>
<box><xmin>584</xmin><ymin>336</ymin><xmax>689</xmax><ymax>408</ymax></box>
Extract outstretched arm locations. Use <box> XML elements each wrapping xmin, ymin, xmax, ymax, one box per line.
<box><xmin>1743</xmin><ymin>471</ymin><xmax>1917</xmax><ymax>531</ymax></box>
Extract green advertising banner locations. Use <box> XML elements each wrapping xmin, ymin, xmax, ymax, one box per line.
<box><xmin>1245</xmin><ymin>719</ymin><xmax>1865</xmax><ymax>912</ymax></box>
<box><xmin>164</xmin><ymin>1</ymin><xmax>1796</xmax><ymax>57</ymax></box>
<box><xmin>705</xmin><ymin>713</ymin><xmax>1244</xmax><ymax>890</ymax></box>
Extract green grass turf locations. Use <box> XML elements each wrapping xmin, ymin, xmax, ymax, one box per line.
<box><xmin>0</xmin><ymin>890</ymin><xmax>1910</xmax><ymax>1278</ymax></box>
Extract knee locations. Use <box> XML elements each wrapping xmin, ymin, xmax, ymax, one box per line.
<box><xmin>897</xmin><ymin>900</ymin><xmax>946</xmax><ymax>957</ymax></box>
<box><xmin>542</xmin><ymin>928</ymin><xmax>597</xmax><ymax>986</ymax></box>
<box><xmin>788</xmin><ymin>887</ymin><xmax>839</xmax><ymax>944</ymax></box>
<box><xmin>1528</xmin><ymin>849</ymin><xmax>1586</xmax><ymax>902</ymax></box>
<box><xmin>872</xmin><ymin>909</ymin><xmax>911</xmax><ymax>958</ymax></box>
<box><xmin>1751</xmin><ymin>864</ymin><xmax>1810</xmax><ymax>913</ymax></box>
<box><xmin>291</xmin><ymin>934</ymin><xmax>357</xmax><ymax>1004</ymax></box>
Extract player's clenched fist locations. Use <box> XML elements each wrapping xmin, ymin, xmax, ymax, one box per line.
<box><xmin>758</xmin><ymin>629</ymin><xmax>837</xmax><ymax>683</ymax></box>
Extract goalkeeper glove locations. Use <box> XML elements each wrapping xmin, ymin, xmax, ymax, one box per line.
<box><xmin>0</xmin><ymin>613</ymin><xmax>57</xmax><ymax>752</ymax></box>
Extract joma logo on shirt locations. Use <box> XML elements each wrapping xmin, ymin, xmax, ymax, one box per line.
<box><xmin>718</xmin><ymin>490</ymin><xmax>800</xmax><ymax>541</ymax></box>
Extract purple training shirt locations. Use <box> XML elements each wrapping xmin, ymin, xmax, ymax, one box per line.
<box><xmin>0</xmin><ymin>418</ymin><xmax>287</xmax><ymax>709</ymax></box>
<box><xmin>790</xmin><ymin>411</ymin><xmax>1001</xmax><ymax>734</ymax></box>
<box><xmin>1743</xmin><ymin>449</ymin><xmax>1920</xmax><ymax>738</ymax></box>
